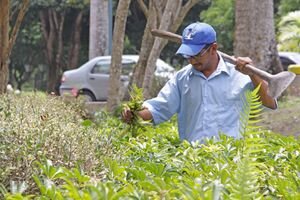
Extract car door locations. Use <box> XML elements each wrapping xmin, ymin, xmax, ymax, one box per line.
<box><xmin>88</xmin><ymin>59</ymin><xmax>110</xmax><ymax>101</ymax></box>
<box><xmin>87</xmin><ymin>57</ymin><xmax>136</xmax><ymax>101</ymax></box>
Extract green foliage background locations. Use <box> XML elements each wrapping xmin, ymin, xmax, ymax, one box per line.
<box><xmin>200</xmin><ymin>0</ymin><xmax>300</xmax><ymax>54</ymax></box>
<box><xmin>277</xmin><ymin>11</ymin><xmax>300</xmax><ymax>52</ymax></box>
<box><xmin>8</xmin><ymin>0</ymin><xmax>300</xmax><ymax>91</ymax></box>
<box><xmin>200</xmin><ymin>0</ymin><xmax>235</xmax><ymax>54</ymax></box>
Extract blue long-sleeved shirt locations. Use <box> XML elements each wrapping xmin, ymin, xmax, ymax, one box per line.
<box><xmin>143</xmin><ymin>55</ymin><xmax>254</xmax><ymax>142</ymax></box>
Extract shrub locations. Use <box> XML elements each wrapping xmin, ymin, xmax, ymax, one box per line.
<box><xmin>0</xmin><ymin>93</ymin><xmax>114</xmax><ymax>192</ymax></box>
<box><xmin>1</xmin><ymin>89</ymin><xmax>300</xmax><ymax>199</ymax></box>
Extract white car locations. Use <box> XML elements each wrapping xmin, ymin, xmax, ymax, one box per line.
<box><xmin>279</xmin><ymin>52</ymin><xmax>300</xmax><ymax>71</ymax></box>
<box><xmin>59</xmin><ymin>55</ymin><xmax>175</xmax><ymax>101</ymax></box>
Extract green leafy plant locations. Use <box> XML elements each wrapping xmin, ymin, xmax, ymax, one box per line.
<box><xmin>1</xmin><ymin>91</ymin><xmax>300</xmax><ymax>199</ymax></box>
<box><xmin>122</xmin><ymin>84</ymin><xmax>150</xmax><ymax>137</ymax></box>
<box><xmin>229</xmin><ymin>85</ymin><xmax>266</xmax><ymax>199</ymax></box>
<box><xmin>277</xmin><ymin>10</ymin><xmax>300</xmax><ymax>52</ymax></box>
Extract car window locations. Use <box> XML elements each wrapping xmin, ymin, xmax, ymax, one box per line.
<box><xmin>91</xmin><ymin>60</ymin><xmax>110</xmax><ymax>74</ymax></box>
<box><xmin>91</xmin><ymin>58</ymin><xmax>135</xmax><ymax>75</ymax></box>
<box><xmin>290</xmin><ymin>54</ymin><xmax>300</xmax><ymax>63</ymax></box>
<box><xmin>280</xmin><ymin>57</ymin><xmax>294</xmax><ymax>65</ymax></box>
<box><xmin>122</xmin><ymin>59</ymin><xmax>135</xmax><ymax>75</ymax></box>
<box><xmin>280</xmin><ymin>57</ymin><xmax>295</xmax><ymax>70</ymax></box>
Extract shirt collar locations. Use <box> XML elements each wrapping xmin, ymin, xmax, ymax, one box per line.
<box><xmin>215</xmin><ymin>52</ymin><xmax>231</xmax><ymax>76</ymax></box>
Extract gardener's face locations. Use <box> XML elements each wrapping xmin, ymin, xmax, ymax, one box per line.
<box><xmin>186</xmin><ymin>43</ymin><xmax>217</xmax><ymax>72</ymax></box>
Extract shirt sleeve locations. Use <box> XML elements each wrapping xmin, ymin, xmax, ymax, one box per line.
<box><xmin>143</xmin><ymin>75</ymin><xmax>180</xmax><ymax>125</ymax></box>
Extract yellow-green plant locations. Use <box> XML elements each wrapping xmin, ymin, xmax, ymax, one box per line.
<box><xmin>122</xmin><ymin>84</ymin><xmax>150</xmax><ymax>137</ymax></box>
<box><xmin>228</xmin><ymin>85</ymin><xmax>265</xmax><ymax>199</ymax></box>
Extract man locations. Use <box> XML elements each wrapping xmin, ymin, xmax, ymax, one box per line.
<box><xmin>123</xmin><ymin>22</ymin><xmax>277</xmax><ymax>142</ymax></box>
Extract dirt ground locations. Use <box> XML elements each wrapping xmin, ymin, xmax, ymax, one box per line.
<box><xmin>262</xmin><ymin>96</ymin><xmax>300</xmax><ymax>137</ymax></box>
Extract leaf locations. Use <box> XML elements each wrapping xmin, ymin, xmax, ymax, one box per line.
<box><xmin>126</xmin><ymin>168</ymin><xmax>146</xmax><ymax>181</ymax></box>
<box><xmin>228</xmin><ymin>158</ymin><xmax>261</xmax><ymax>199</ymax></box>
<box><xmin>143</xmin><ymin>162</ymin><xmax>166</xmax><ymax>176</ymax></box>
<box><xmin>81</xmin><ymin>119</ymin><xmax>93</xmax><ymax>127</ymax></box>
<box><xmin>138</xmin><ymin>181</ymin><xmax>159</xmax><ymax>192</ymax></box>
<box><xmin>104</xmin><ymin>158</ymin><xmax>126</xmax><ymax>179</ymax></box>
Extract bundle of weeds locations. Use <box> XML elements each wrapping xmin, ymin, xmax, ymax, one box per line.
<box><xmin>122</xmin><ymin>85</ymin><xmax>150</xmax><ymax>137</ymax></box>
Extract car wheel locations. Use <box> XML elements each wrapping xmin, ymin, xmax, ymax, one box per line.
<box><xmin>78</xmin><ymin>90</ymin><xmax>96</xmax><ymax>102</ymax></box>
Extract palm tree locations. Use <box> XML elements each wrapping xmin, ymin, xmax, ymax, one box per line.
<box><xmin>278</xmin><ymin>11</ymin><xmax>300</xmax><ymax>52</ymax></box>
<box><xmin>234</xmin><ymin>0</ymin><xmax>283</xmax><ymax>73</ymax></box>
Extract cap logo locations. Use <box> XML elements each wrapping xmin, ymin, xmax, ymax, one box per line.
<box><xmin>184</xmin><ymin>28</ymin><xmax>194</xmax><ymax>40</ymax></box>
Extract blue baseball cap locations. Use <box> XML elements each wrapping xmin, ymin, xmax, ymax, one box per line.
<box><xmin>176</xmin><ymin>22</ymin><xmax>216</xmax><ymax>57</ymax></box>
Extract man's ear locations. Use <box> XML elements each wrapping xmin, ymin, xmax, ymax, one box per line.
<box><xmin>211</xmin><ymin>43</ymin><xmax>218</xmax><ymax>54</ymax></box>
<box><xmin>211</xmin><ymin>43</ymin><xmax>218</xmax><ymax>50</ymax></box>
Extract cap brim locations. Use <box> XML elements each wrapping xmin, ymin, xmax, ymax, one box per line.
<box><xmin>176</xmin><ymin>43</ymin><xmax>206</xmax><ymax>57</ymax></box>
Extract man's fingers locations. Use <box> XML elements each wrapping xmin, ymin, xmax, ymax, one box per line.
<box><xmin>234</xmin><ymin>57</ymin><xmax>254</xmax><ymax>76</ymax></box>
<box><xmin>236</xmin><ymin>57</ymin><xmax>252</xmax><ymax>65</ymax></box>
<box><xmin>122</xmin><ymin>108</ymin><xmax>134</xmax><ymax>123</ymax></box>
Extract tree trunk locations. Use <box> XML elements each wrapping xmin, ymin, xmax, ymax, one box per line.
<box><xmin>68</xmin><ymin>11</ymin><xmax>83</xmax><ymax>70</ymax></box>
<box><xmin>107</xmin><ymin>0</ymin><xmax>132</xmax><ymax>112</ymax></box>
<box><xmin>0</xmin><ymin>0</ymin><xmax>29</xmax><ymax>94</ymax></box>
<box><xmin>40</xmin><ymin>9</ymin><xmax>65</xmax><ymax>93</ymax></box>
<box><xmin>89</xmin><ymin>0</ymin><xmax>109</xmax><ymax>59</ymax></box>
<box><xmin>130</xmin><ymin>0</ymin><xmax>200</xmax><ymax>99</ymax></box>
<box><xmin>234</xmin><ymin>0</ymin><xmax>283</xmax><ymax>73</ymax></box>
<box><xmin>0</xmin><ymin>0</ymin><xmax>10</xmax><ymax>94</ymax></box>
<box><xmin>131</xmin><ymin>0</ymin><xmax>157</xmax><ymax>88</ymax></box>
<box><xmin>123</xmin><ymin>1</ymin><xmax>156</xmax><ymax>101</ymax></box>
<box><xmin>142</xmin><ymin>0</ymin><xmax>181</xmax><ymax>99</ymax></box>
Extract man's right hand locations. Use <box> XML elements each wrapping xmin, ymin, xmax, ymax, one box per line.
<box><xmin>122</xmin><ymin>106</ymin><xmax>153</xmax><ymax>123</ymax></box>
<box><xmin>122</xmin><ymin>107</ymin><xmax>134</xmax><ymax>124</ymax></box>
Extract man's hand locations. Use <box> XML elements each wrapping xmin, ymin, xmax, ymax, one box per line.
<box><xmin>122</xmin><ymin>106</ymin><xmax>153</xmax><ymax>123</ymax></box>
<box><xmin>235</xmin><ymin>57</ymin><xmax>277</xmax><ymax>109</ymax></box>
<box><xmin>235</xmin><ymin>57</ymin><xmax>254</xmax><ymax>76</ymax></box>
<box><xmin>122</xmin><ymin>106</ymin><xmax>134</xmax><ymax>124</ymax></box>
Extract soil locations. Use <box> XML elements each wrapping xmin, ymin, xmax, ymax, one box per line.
<box><xmin>262</xmin><ymin>96</ymin><xmax>300</xmax><ymax>137</ymax></box>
